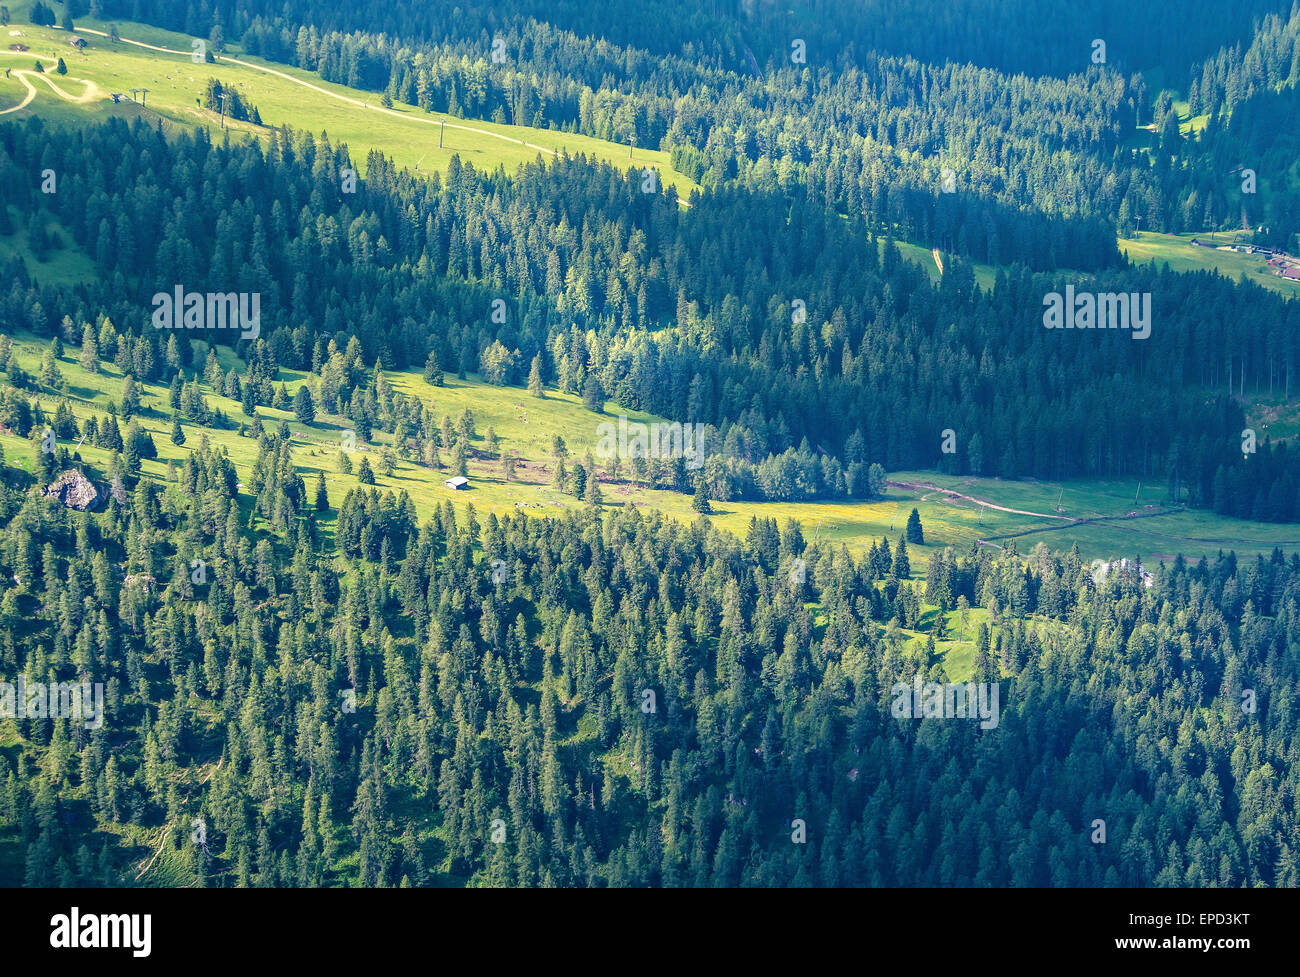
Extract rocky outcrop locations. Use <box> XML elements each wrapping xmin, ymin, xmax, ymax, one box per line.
<box><xmin>123</xmin><ymin>574</ymin><xmax>156</xmax><ymax>593</ymax></box>
<box><xmin>43</xmin><ymin>469</ymin><xmax>103</xmax><ymax>511</ymax></box>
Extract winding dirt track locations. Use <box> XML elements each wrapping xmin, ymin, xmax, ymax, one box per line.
<box><xmin>73</xmin><ymin>26</ymin><xmax>569</xmax><ymax>159</ymax></box>
<box><xmin>887</xmin><ymin>479</ymin><xmax>1071</xmax><ymax>520</ymax></box>
<box><xmin>1</xmin><ymin>47</ymin><xmax>104</xmax><ymax>114</ymax></box>
<box><xmin>1</xmin><ymin>51</ymin><xmax>104</xmax><ymax>114</ymax></box>
<box><xmin>0</xmin><ymin>70</ymin><xmax>36</xmax><ymax>114</ymax></box>
<box><xmin>64</xmin><ymin>26</ymin><xmax>690</xmax><ymax>205</ymax></box>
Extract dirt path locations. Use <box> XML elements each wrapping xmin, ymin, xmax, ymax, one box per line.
<box><xmin>0</xmin><ymin>69</ymin><xmax>36</xmax><ymax>115</ymax></box>
<box><xmin>931</xmin><ymin>248</ymin><xmax>944</xmax><ymax>276</ymax></box>
<box><xmin>890</xmin><ymin>478</ymin><xmax>1228</xmax><ymax>548</ymax></box>
<box><xmin>74</xmin><ymin>27</ymin><xmax>568</xmax><ymax>159</ymax></box>
<box><xmin>65</xmin><ymin>25</ymin><xmax>691</xmax><ymax>205</ymax></box>
<box><xmin>1</xmin><ymin>55</ymin><xmax>103</xmax><ymax>112</ymax></box>
<box><xmin>888</xmin><ymin>479</ymin><xmax>1071</xmax><ymax>520</ymax></box>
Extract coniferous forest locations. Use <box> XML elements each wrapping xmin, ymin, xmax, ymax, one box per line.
<box><xmin>1</xmin><ymin>0</ymin><xmax>1299</xmax><ymax>904</ymax></box>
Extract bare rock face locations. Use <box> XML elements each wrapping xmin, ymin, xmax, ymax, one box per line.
<box><xmin>43</xmin><ymin>469</ymin><xmax>103</xmax><ymax>511</ymax></box>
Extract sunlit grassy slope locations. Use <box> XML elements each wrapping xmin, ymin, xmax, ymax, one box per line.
<box><xmin>1120</xmin><ymin>231</ymin><xmax>1300</xmax><ymax>298</ymax></box>
<box><xmin>0</xmin><ymin>5</ymin><xmax>699</xmax><ymax>199</ymax></box>
<box><xmin>4</xmin><ymin>333</ymin><xmax>1295</xmax><ymax>578</ymax></box>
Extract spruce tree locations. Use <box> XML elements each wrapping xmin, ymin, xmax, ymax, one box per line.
<box><xmin>906</xmin><ymin>508</ymin><xmax>924</xmax><ymax>545</ymax></box>
<box><xmin>79</xmin><ymin>323</ymin><xmax>98</xmax><ymax>373</ymax></box>
<box><xmin>692</xmin><ymin>477</ymin><xmax>712</xmax><ymax>513</ymax></box>
<box><xmin>528</xmin><ymin>354</ymin><xmax>545</xmax><ymax>397</ymax></box>
<box><xmin>293</xmin><ymin>385</ymin><xmax>315</xmax><ymax>424</ymax></box>
<box><xmin>423</xmin><ymin>350</ymin><xmax>444</xmax><ymax>386</ymax></box>
<box><xmin>121</xmin><ymin>376</ymin><xmax>139</xmax><ymax>419</ymax></box>
<box><xmin>893</xmin><ymin>537</ymin><xmax>910</xmax><ymax>579</ymax></box>
<box><xmin>582</xmin><ymin>374</ymin><xmax>604</xmax><ymax>413</ymax></box>
<box><xmin>315</xmin><ymin>472</ymin><xmax>329</xmax><ymax>512</ymax></box>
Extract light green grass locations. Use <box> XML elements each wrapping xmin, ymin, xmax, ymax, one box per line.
<box><xmin>894</xmin><ymin>240</ymin><xmax>999</xmax><ymax>291</ymax></box>
<box><xmin>7</xmin><ymin>332</ymin><xmax>1298</xmax><ymax>571</ymax></box>
<box><xmin>1245</xmin><ymin>396</ymin><xmax>1300</xmax><ymax>442</ymax></box>
<box><xmin>0</xmin><ymin>7</ymin><xmax>699</xmax><ymax>200</ymax></box>
<box><xmin>9</xmin><ymin>333</ymin><xmax>1300</xmax><ymax>692</ymax></box>
<box><xmin>883</xmin><ymin>470</ymin><xmax>1300</xmax><ymax>562</ymax></box>
<box><xmin>1120</xmin><ymin>231</ymin><xmax>1300</xmax><ymax>298</ymax></box>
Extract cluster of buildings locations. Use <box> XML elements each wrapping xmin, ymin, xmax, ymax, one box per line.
<box><xmin>1190</xmin><ymin>238</ymin><xmax>1300</xmax><ymax>282</ymax></box>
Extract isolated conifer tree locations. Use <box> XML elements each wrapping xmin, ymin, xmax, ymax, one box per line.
<box><xmin>294</xmin><ymin>385</ymin><xmax>315</xmax><ymax>424</ymax></box>
<box><xmin>120</xmin><ymin>376</ymin><xmax>139</xmax><ymax>419</ymax></box>
<box><xmin>528</xmin><ymin>354</ymin><xmax>545</xmax><ymax>397</ymax></box>
<box><xmin>692</xmin><ymin>477</ymin><xmax>712</xmax><ymax>513</ymax></box>
<box><xmin>170</xmin><ymin>417</ymin><xmax>185</xmax><ymax>446</ymax></box>
<box><xmin>39</xmin><ymin>349</ymin><xmax>61</xmax><ymax>387</ymax></box>
<box><xmin>582</xmin><ymin>374</ymin><xmax>604</xmax><ymax>413</ymax></box>
<box><xmin>906</xmin><ymin>508</ymin><xmax>924</xmax><ymax>545</ymax></box>
<box><xmin>315</xmin><ymin>472</ymin><xmax>329</xmax><ymax>512</ymax></box>
<box><xmin>357</xmin><ymin>457</ymin><xmax>375</xmax><ymax>484</ymax></box>
<box><xmin>79</xmin><ymin>323</ymin><xmax>98</xmax><ymax>373</ymax></box>
<box><xmin>423</xmin><ymin>350</ymin><xmax>444</xmax><ymax>386</ymax></box>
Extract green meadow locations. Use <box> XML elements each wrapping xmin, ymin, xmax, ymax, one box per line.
<box><xmin>0</xmin><ymin>331</ymin><xmax>1038</xmax><ymax>680</ymax></box>
<box><xmin>5</xmin><ymin>331</ymin><xmax>1295</xmax><ymax>577</ymax></box>
<box><xmin>0</xmin><ymin>5</ymin><xmax>699</xmax><ymax>198</ymax></box>
<box><xmin>1119</xmin><ymin>231</ymin><xmax>1300</xmax><ymax>298</ymax></box>
<box><xmin>0</xmin><ymin>206</ymin><xmax>97</xmax><ymax>287</ymax></box>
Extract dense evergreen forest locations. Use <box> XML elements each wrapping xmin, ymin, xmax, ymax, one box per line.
<box><xmin>1</xmin><ymin>1</ymin><xmax>1298</xmax><ymax>891</ymax></box>
<box><xmin>2</xmin><ymin>427</ymin><xmax>1299</xmax><ymax>886</ymax></box>
<box><xmin>96</xmin><ymin>0</ymin><xmax>1300</xmax><ymax>258</ymax></box>
<box><xmin>98</xmin><ymin>0</ymin><xmax>1286</xmax><ymax>79</ymax></box>
<box><xmin>3</xmin><ymin>117</ymin><xmax>1299</xmax><ymax>501</ymax></box>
